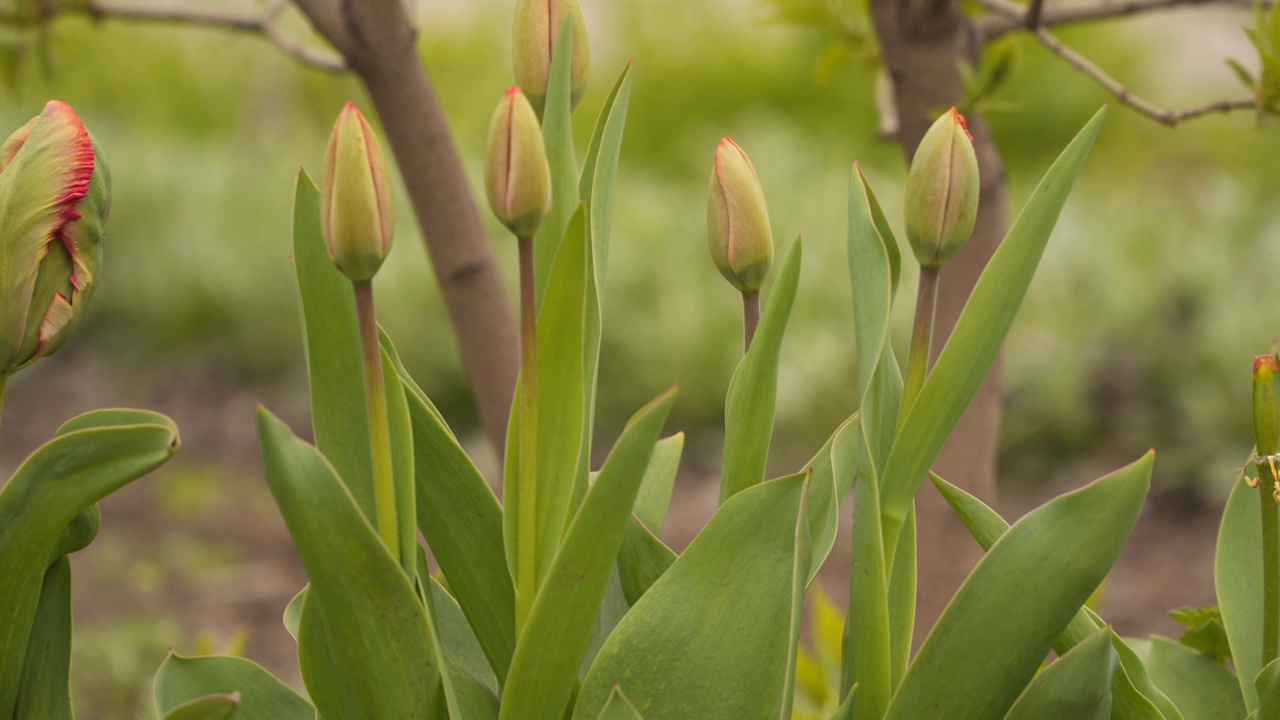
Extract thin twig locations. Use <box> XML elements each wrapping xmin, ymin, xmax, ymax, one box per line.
<box><xmin>978</xmin><ymin>0</ymin><xmax>1274</xmax><ymax>41</ymax></box>
<box><xmin>1024</xmin><ymin>0</ymin><xmax>1047</xmax><ymax>28</ymax></box>
<box><xmin>3</xmin><ymin>0</ymin><xmax>346</xmax><ymax>72</ymax></box>
<box><xmin>1031</xmin><ymin>28</ymin><xmax>1257</xmax><ymax>126</ymax></box>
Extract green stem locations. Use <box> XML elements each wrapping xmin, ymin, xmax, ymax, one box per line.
<box><xmin>516</xmin><ymin>236</ymin><xmax>539</xmax><ymax>634</ymax></box>
<box><xmin>1261</xmin><ymin>460</ymin><xmax>1279</xmax><ymax>667</ymax></box>
<box><xmin>742</xmin><ymin>290</ymin><xmax>761</xmax><ymax>354</ymax></box>
<box><xmin>898</xmin><ymin>266</ymin><xmax>939</xmax><ymax>430</ymax></box>
<box><xmin>353</xmin><ymin>280</ymin><xmax>399</xmax><ymax>560</ymax></box>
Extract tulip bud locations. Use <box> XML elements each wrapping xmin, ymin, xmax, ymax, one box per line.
<box><xmin>707</xmin><ymin>138</ymin><xmax>773</xmax><ymax>293</ymax></box>
<box><xmin>1256</xmin><ymin>355</ymin><xmax>1279</xmax><ymax>458</ymax></box>
<box><xmin>512</xmin><ymin>0</ymin><xmax>590</xmax><ymax>116</ymax></box>
<box><xmin>485</xmin><ymin>88</ymin><xmax>553</xmax><ymax>238</ymax></box>
<box><xmin>903</xmin><ymin>107</ymin><xmax>980</xmax><ymax>269</ymax></box>
<box><xmin>0</xmin><ymin>100</ymin><xmax>109</xmax><ymax>379</ymax></box>
<box><xmin>321</xmin><ymin>102</ymin><xmax>395</xmax><ymax>283</ymax></box>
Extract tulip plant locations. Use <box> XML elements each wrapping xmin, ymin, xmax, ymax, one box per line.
<box><xmin>0</xmin><ymin>101</ymin><xmax>179</xmax><ymax>719</ymax></box>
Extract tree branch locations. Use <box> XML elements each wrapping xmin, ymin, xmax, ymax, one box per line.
<box><xmin>977</xmin><ymin>0</ymin><xmax>1273</xmax><ymax>41</ymax></box>
<box><xmin>7</xmin><ymin>0</ymin><xmax>348</xmax><ymax>72</ymax></box>
<box><xmin>1031</xmin><ymin>27</ymin><xmax>1257</xmax><ymax>125</ymax></box>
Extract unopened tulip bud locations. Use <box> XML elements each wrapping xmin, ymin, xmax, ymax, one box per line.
<box><xmin>321</xmin><ymin>102</ymin><xmax>395</xmax><ymax>283</ymax></box>
<box><xmin>512</xmin><ymin>0</ymin><xmax>590</xmax><ymax>116</ymax></box>
<box><xmin>707</xmin><ymin>138</ymin><xmax>773</xmax><ymax>293</ymax></box>
<box><xmin>903</xmin><ymin>107</ymin><xmax>979</xmax><ymax>269</ymax></box>
<box><xmin>485</xmin><ymin>88</ymin><xmax>553</xmax><ymax>238</ymax></box>
<box><xmin>0</xmin><ymin>100</ymin><xmax>109</xmax><ymax>379</ymax></box>
<box><xmin>1256</xmin><ymin>355</ymin><xmax>1279</xmax><ymax>458</ymax></box>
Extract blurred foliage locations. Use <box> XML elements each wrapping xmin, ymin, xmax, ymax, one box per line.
<box><xmin>1170</xmin><ymin>605</ymin><xmax>1232</xmax><ymax>663</ymax></box>
<box><xmin>0</xmin><ymin>0</ymin><xmax>1274</xmax><ymax>497</ymax></box>
<box><xmin>71</xmin><ymin>616</ymin><xmax>181</xmax><ymax>719</ymax></box>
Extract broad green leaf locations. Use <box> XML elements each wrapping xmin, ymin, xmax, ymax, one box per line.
<box><xmin>884</xmin><ymin>449</ymin><xmax>1150</xmax><ymax>720</ymax></box>
<box><xmin>848</xmin><ymin>163</ymin><xmax>895</xmax><ymax>405</ymax></box>
<box><xmin>534</xmin><ymin>14</ymin><xmax>580</xmax><ymax>311</ymax></box>
<box><xmin>1129</xmin><ymin>635</ymin><xmax>1244</xmax><ymax>720</ymax></box>
<box><xmin>383</xmin><ymin>348</ymin><xmax>417</xmax><ymax>575</ymax></box>
<box><xmin>290</xmin><ymin>170</ymin><xmax>375</xmax><ymax>522</ymax></box>
<box><xmin>428</xmin><ymin>578</ymin><xmax>501</xmax><ymax>717</ymax></box>
<box><xmin>878</xmin><ymin>108</ymin><xmax>1106</xmax><ymax>554</ymax></box>
<box><xmin>501</xmin><ymin>388</ymin><xmax>678</xmax><ymax>720</ymax></box>
<box><xmin>580</xmin><ymin>571</ymin><xmax>631</xmax><ymax>678</ymax></box>
<box><xmin>633</xmin><ymin>433</ymin><xmax>683</xmax><ymax>535</ymax></box>
<box><xmin>13</xmin><ymin>556</ymin><xmax>71</xmax><ymax>720</ymax></box>
<box><xmin>720</xmin><ymin>239</ymin><xmax>803</xmax><ymax>502</ymax></box>
<box><xmin>801</xmin><ymin>414</ymin><xmax>859</xmax><ymax>586</ymax></box>
<box><xmin>162</xmin><ymin>694</ymin><xmax>239</xmax><ymax>720</ymax></box>
<box><xmin>1005</xmin><ymin>627</ymin><xmax>1117</xmax><ymax>720</ymax></box>
<box><xmin>929</xmin><ymin>471</ymin><xmax>1177</xmax><ymax>720</ymax></box>
<box><xmin>282</xmin><ymin>587</ymin><xmax>304</xmax><ymax>642</ymax></box>
<box><xmin>256</xmin><ymin>408</ymin><xmax>444</xmax><ymax>718</ymax></box>
<box><xmin>887</xmin><ymin>504</ymin><xmax>916</xmax><ymax>688</ymax></box>
<box><xmin>574</xmin><ymin>473</ymin><xmax>812</xmax><ymax>720</ymax></box>
<box><xmin>616</xmin><ymin>516</ymin><xmax>677</xmax><ymax>605</ymax></box>
<box><xmin>597</xmin><ymin>685</ymin><xmax>645</xmax><ymax>720</ymax></box>
<box><xmin>0</xmin><ymin>413</ymin><xmax>178</xmax><ymax>717</ymax></box>
<box><xmin>1256</xmin><ymin>657</ymin><xmax>1280</xmax><ymax>718</ymax></box>
<box><xmin>1217</xmin><ymin>478</ymin><xmax>1267</xmax><ymax>712</ymax></box>
<box><xmin>843</xmin><ymin>419</ymin><xmax>891</xmax><ymax>720</ymax></box>
<box><xmin>153</xmin><ymin>654</ymin><xmax>311</xmax><ymax>720</ymax></box>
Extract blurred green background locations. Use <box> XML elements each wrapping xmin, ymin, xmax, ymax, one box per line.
<box><xmin>0</xmin><ymin>0</ymin><xmax>1276</xmax><ymax>714</ymax></box>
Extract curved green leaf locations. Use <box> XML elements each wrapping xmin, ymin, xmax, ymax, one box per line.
<box><xmin>574</xmin><ymin>473</ymin><xmax>812</xmax><ymax>720</ymax></box>
<box><xmin>844</xmin><ymin>418</ymin><xmax>891</xmax><ymax>720</ymax></box>
<box><xmin>597</xmin><ymin>685</ymin><xmax>645</xmax><ymax>720</ymax></box>
<box><xmin>879</xmin><ymin>108</ymin><xmax>1107</xmax><ymax>554</ymax></box>
<box><xmin>617</xmin><ymin>516</ymin><xmax>677</xmax><ymax>605</ymax></box>
<box><xmin>1130</xmin><ymin>635</ymin><xmax>1244</xmax><ymax>720</ymax></box>
<box><xmin>256</xmin><ymin>408</ymin><xmax>444</xmax><ymax>719</ymax></box>
<box><xmin>1005</xmin><ymin>627</ymin><xmax>1117</xmax><ymax>720</ymax></box>
<box><xmin>633</xmin><ymin>433</ymin><xmax>683</xmax><ymax>535</ymax></box>
<box><xmin>1218</xmin><ymin>477</ymin><xmax>1266</xmax><ymax>712</ymax></box>
<box><xmin>802</xmin><ymin>414</ymin><xmax>859</xmax><ymax>587</ymax></box>
<box><xmin>720</xmin><ymin>238</ymin><xmax>802</xmax><ymax>502</ymax></box>
<box><xmin>885</xmin><ymin>449</ymin><xmax>1150</xmax><ymax>720</ymax></box>
<box><xmin>13</xmin><ymin>556</ymin><xmax>71</xmax><ymax>720</ymax></box>
<box><xmin>1256</xmin><ymin>657</ymin><xmax>1280</xmax><ymax>718</ymax></box>
<box><xmin>501</xmin><ymin>388</ymin><xmax>678</xmax><ymax>720</ymax></box>
<box><xmin>153</xmin><ymin>654</ymin><xmax>310</xmax><ymax>720</ymax></box>
<box><xmin>534</xmin><ymin>14</ymin><xmax>580</xmax><ymax>310</ymax></box>
<box><xmin>0</xmin><ymin>415</ymin><xmax>178</xmax><ymax>716</ymax></box>
<box><xmin>162</xmin><ymin>694</ymin><xmax>239</xmax><ymax>720</ymax></box>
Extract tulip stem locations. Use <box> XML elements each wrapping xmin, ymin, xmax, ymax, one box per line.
<box><xmin>1260</xmin><ymin>459</ymin><xmax>1280</xmax><ymax>667</ymax></box>
<box><xmin>516</xmin><ymin>235</ymin><xmax>539</xmax><ymax>634</ymax></box>
<box><xmin>899</xmin><ymin>266</ymin><xmax>939</xmax><ymax>429</ymax></box>
<box><xmin>353</xmin><ymin>280</ymin><xmax>399</xmax><ymax>563</ymax></box>
<box><xmin>742</xmin><ymin>290</ymin><xmax>761</xmax><ymax>354</ymax></box>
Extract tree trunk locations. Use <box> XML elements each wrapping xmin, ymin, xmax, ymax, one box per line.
<box><xmin>871</xmin><ymin>0</ymin><xmax>1007</xmax><ymax>637</ymax></box>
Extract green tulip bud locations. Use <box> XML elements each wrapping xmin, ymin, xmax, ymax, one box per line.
<box><xmin>707</xmin><ymin>137</ymin><xmax>773</xmax><ymax>293</ymax></box>
<box><xmin>484</xmin><ymin>87</ymin><xmax>553</xmax><ymax>238</ymax></box>
<box><xmin>321</xmin><ymin>102</ymin><xmax>395</xmax><ymax>283</ymax></box>
<box><xmin>903</xmin><ymin>107</ymin><xmax>980</xmax><ymax>269</ymax></box>
<box><xmin>0</xmin><ymin>100</ymin><xmax>109</xmax><ymax>379</ymax></box>
<box><xmin>512</xmin><ymin>0</ymin><xmax>590</xmax><ymax>117</ymax></box>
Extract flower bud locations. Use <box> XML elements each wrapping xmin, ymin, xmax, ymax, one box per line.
<box><xmin>0</xmin><ymin>100</ymin><xmax>109</xmax><ymax>379</ymax></box>
<box><xmin>484</xmin><ymin>88</ymin><xmax>553</xmax><ymax>238</ymax></box>
<box><xmin>321</xmin><ymin>102</ymin><xmax>395</xmax><ymax>283</ymax></box>
<box><xmin>1255</xmin><ymin>354</ymin><xmax>1279</xmax><ymax>458</ymax></box>
<box><xmin>903</xmin><ymin>107</ymin><xmax>980</xmax><ymax>269</ymax></box>
<box><xmin>707</xmin><ymin>138</ymin><xmax>773</xmax><ymax>293</ymax></box>
<box><xmin>512</xmin><ymin>0</ymin><xmax>590</xmax><ymax>116</ymax></box>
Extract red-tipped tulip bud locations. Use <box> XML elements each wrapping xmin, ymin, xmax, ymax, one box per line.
<box><xmin>707</xmin><ymin>138</ymin><xmax>773</xmax><ymax>293</ymax></box>
<box><xmin>321</xmin><ymin>102</ymin><xmax>394</xmax><ymax>283</ymax></box>
<box><xmin>0</xmin><ymin>100</ymin><xmax>109</xmax><ymax>379</ymax></box>
<box><xmin>485</xmin><ymin>88</ymin><xmax>553</xmax><ymax>238</ymax></box>
<box><xmin>903</xmin><ymin>107</ymin><xmax>980</xmax><ymax>269</ymax></box>
<box><xmin>1256</xmin><ymin>355</ymin><xmax>1279</xmax><ymax>458</ymax></box>
<box><xmin>512</xmin><ymin>0</ymin><xmax>590</xmax><ymax>116</ymax></box>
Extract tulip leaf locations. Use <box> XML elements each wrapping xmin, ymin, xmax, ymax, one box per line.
<box><xmin>720</xmin><ymin>238</ymin><xmax>803</xmax><ymax>502</ymax></box>
<box><xmin>632</xmin><ymin>433</ymin><xmax>683</xmax><ymax>535</ymax></box>
<box><xmin>534</xmin><ymin>14</ymin><xmax>580</xmax><ymax>311</ymax></box>
<box><xmin>597</xmin><ymin>685</ymin><xmax>645</xmax><ymax>720</ymax></box>
<box><xmin>387</xmin><ymin>339</ymin><xmax>515</xmax><ymax>684</ymax></box>
<box><xmin>290</xmin><ymin>170</ymin><xmax>376</xmax><ymax>523</ymax></box>
<box><xmin>161</xmin><ymin>695</ymin><xmax>239</xmax><ymax>720</ymax></box>
<box><xmin>255</xmin><ymin>407</ymin><xmax>445</xmax><ymax>718</ymax></box>
<box><xmin>843</xmin><ymin>418</ymin><xmax>891</xmax><ymax>720</ymax></box>
<box><xmin>884</xmin><ymin>449</ymin><xmax>1150</xmax><ymax>720</ymax></box>
<box><xmin>800</xmin><ymin>414</ymin><xmax>859</xmax><ymax>588</ymax></box>
<box><xmin>878</xmin><ymin>108</ymin><xmax>1106</xmax><ymax>555</ymax></box>
<box><xmin>1005</xmin><ymin>627</ymin><xmax>1118</xmax><ymax>720</ymax></box>
<box><xmin>574</xmin><ymin>472</ymin><xmax>812</xmax><ymax>720</ymax></box>
<box><xmin>1256</xmin><ymin>657</ymin><xmax>1280</xmax><ymax>718</ymax></box>
<box><xmin>427</xmin><ymin>578</ymin><xmax>501</xmax><ymax>719</ymax></box>
<box><xmin>0</xmin><ymin>412</ymin><xmax>178</xmax><ymax>717</ymax></box>
<box><xmin>501</xmin><ymin>388</ymin><xmax>678</xmax><ymax>720</ymax></box>
<box><xmin>1129</xmin><ymin>635</ymin><xmax>1244</xmax><ymax>720</ymax></box>
<box><xmin>153</xmin><ymin>654</ymin><xmax>311</xmax><ymax>720</ymax></box>
<box><xmin>616</xmin><ymin>516</ymin><xmax>677</xmax><ymax>605</ymax></box>
<box><xmin>383</xmin><ymin>347</ymin><xmax>417</xmax><ymax>576</ymax></box>
<box><xmin>1217</xmin><ymin>478</ymin><xmax>1268</xmax><ymax>713</ymax></box>
<box><xmin>13</xmin><ymin>556</ymin><xmax>72</xmax><ymax>720</ymax></box>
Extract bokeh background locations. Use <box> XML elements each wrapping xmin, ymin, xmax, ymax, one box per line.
<box><xmin>0</xmin><ymin>0</ymin><xmax>1276</xmax><ymax>715</ymax></box>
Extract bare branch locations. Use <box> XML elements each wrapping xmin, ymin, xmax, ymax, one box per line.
<box><xmin>1031</xmin><ymin>27</ymin><xmax>1257</xmax><ymax>125</ymax></box>
<box><xmin>1024</xmin><ymin>0</ymin><xmax>1047</xmax><ymax>28</ymax></box>
<box><xmin>8</xmin><ymin>0</ymin><xmax>347</xmax><ymax>72</ymax></box>
<box><xmin>978</xmin><ymin>0</ymin><xmax>1273</xmax><ymax>41</ymax></box>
